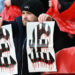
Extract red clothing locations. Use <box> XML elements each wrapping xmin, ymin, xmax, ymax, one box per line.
<box><xmin>0</xmin><ymin>5</ymin><xmax>21</xmax><ymax>21</ymax></box>
<box><xmin>43</xmin><ymin>47</ymin><xmax>75</xmax><ymax>74</ymax></box>
<box><xmin>46</xmin><ymin>0</ymin><xmax>75</xmax><ymax>34</ymax></box>
<box><xmin>56</xmin><ymin>47</ymin><xmax>75</xmax><ymax>73</ymax></box>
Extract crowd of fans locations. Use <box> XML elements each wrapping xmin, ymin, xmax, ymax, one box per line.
<box><xmin>0</xmin><ymin>0</ymin><xmax>75</xmax><ymax>75</ymax></box>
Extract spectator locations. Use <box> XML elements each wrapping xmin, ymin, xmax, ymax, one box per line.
<box><xmin>0</xmin><ymin>0</ymin><xmax>46</xmax><ymax>75</ymax></box>
<box><xmin>38</xmin><ymin>0</ymin><xmax>75</xmax><ymax>53</ymax></box>
<box><xmin>0</xmin><ymin>5</ymin><xmax>21</xmax><ymax>21</ymax></box>
<box><xmin>0</xmin><ymin>0</ymin><xmax>21</xmax><ymax>21</ymax></box>
<box><xmin>0</xmin><ymin>0</ymin><xmax>4</xmax><ymax>13</ymax></box>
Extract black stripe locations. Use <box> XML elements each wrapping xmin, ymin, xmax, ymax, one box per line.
<box><xmin>0</xmin><ymin>58</ymin><xmax>2</xmax><ymax>66</ymax></box>
<box><xmin>49</xmin><ymin>53</ymin><xmax>54</xmax><ymax>64</ymax></box>
<box><xmin>1</xmin><ymin>44</ymin><xmax>7</xmax><ymax>52</ymax></box>
<box><xmin>43</xmin><ymin>53</ymin><xmax>48</xmax><ymax>63</ymax></box>
<box><xmin>0</xmin><ymin>50</ymin><xmax>2</xmax><ymax>57</ymax></box>
<box><xmin>4</xmin><ymin>57</ymin><xmax>9</xmax><ymax>67</ymax></box>
<box><xmin>0</xmin><ymin>28</ymin><xmax>3</xmax><ymax>39</ymax></box>
<box><xmin>10</xmin><ymin>56</ymin><xmax>16</xmax><ymax>65</ymax></box>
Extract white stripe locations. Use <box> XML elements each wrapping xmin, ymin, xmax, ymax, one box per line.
<box><xmin>7</xmin><ymin>56</ymin><xmax>11</xmax><ymax>64</ymax></box>
<box><xmin>41</xmin><ymin>52</ymin><xmax>44</xmax><ymax>59</ymax></box>
<box><xmin>40</xmin><ymin>39</ymin><xmax>42</xmax><ymax>45</ymax></box>
<box><xmin>45</xmin><ymin>24</ymin><xmax>48</xmax><ymax>32</ymax></box>
<box><xmin>35</xmin><ymin>26</ymin><xmax>37</xmax><ymax>48</ymax></box>
<box><xmin>1</xmin><ymin>57</ymin><xmax>4</xmax><ymax>64</ymax></box>
<box><xmin>5</xmin><ymin>43</ymin><xmax>8</xmax><ymax>48</ymax></box>
<box><xmin>3</xmin><ymin>28</ymin><xmax>6</xmax><ymax>36</ymax></box>
<box><xmin>47</xmin><ymin>52</ymin><xmax>50</xmax><ymax>60</ymax></box>
<box><xmin>31</xmin><ymin>51</ymin><xmax>34</xmax><ymax>59</ymax></box>
<box><xmin>39</xmin><ymin>23</ymin><xmax>42</xmax><ymax>29</ymax></box>
<box><xmin>45</xmin><ymin>39</ymin><xmax>48</xmax><ymax>45</ymax></box>
<box><xmin>36</xmin><ymin>52</ymin><xmax>39</xmax><ymax>58</ymax></box>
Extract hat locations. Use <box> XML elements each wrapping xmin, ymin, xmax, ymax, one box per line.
<box><xmin>21</xmin><ymin>0</ymin><xmax>46</xmax><ymax>17</ymax></box>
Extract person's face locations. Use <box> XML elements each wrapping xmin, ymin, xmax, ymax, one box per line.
<box><xmin>4</xmin><ymin>0</ymin><xmax>11</xmax><ymax>7</ymax></box>
<box><xmin>22</xmin><ymin>11</ymin><xmax>38</xmax><ymax>26</ymax></box>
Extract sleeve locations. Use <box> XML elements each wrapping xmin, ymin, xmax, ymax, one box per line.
<box><xmin>2</xmin><ymin>20</ymin><xmax>19</xmax><ymax>38</ymax></box>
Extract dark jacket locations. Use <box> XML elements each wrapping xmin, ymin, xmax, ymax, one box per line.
<box><xmin>3</xmin><ymin>16</ymin><xmax>41</xmax><ymax>75</ymax></box>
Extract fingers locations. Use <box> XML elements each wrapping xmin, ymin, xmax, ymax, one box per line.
<box><xmin>38</xmin><ymin>14</ymin><xmax>44</xmax><ymax>23</ymax></box>
<box><xmin>0</xmin><ymin>16</ymin><xmax>3</xmax><ymax>28</ymax></box>
<box><xmin>38</xmin><ymin>13</ymin><xmax>46</xmax><ymax>23</ymax></box>
<box><xmin>38</xmin><ymin>13</ymin><xmax>52</xmax><ymax>23</ymax></box>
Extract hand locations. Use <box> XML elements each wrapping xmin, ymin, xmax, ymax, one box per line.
<box><xmin>0</xmin><ymin>16</ymin><xmax>3</xmax><ymax>28</ymax></box>
<box><xmin>38</xmin><ymin>13</ymin><xmax>52</xmax><ymax>23</ymax></box>
<box><xmin>4</xmin><ymin>0</ymin><xmax>11</xmax><ymax>7</ymax></box>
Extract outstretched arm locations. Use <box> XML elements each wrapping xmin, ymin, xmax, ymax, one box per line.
<box><xmin>0</xmin><ymin>17</ymin><xmax>19</xmax><ymax>37</ymax></box>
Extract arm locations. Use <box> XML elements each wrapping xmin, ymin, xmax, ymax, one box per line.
<box><xmin>2</xmin><ymin>20</ymin><xmax>19</xmax><ymax>38</ymax></box>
